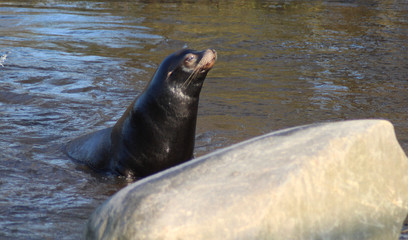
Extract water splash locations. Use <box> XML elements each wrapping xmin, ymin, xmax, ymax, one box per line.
<box><xmin>0</xmin><ymin>51</ymin><xmax>10</xmax><ymax>67</ymax></box>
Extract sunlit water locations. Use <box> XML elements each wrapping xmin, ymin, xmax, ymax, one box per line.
<box><xmin>0</xmin><ymin>1</ymin><xmax>407</xmax><ymax>239</ymax></box>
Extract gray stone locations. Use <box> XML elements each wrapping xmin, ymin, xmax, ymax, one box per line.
<box><xmin>86</xmin><ymin>120</ymin><xmax>408</xmax><ymax>240</ymax></box>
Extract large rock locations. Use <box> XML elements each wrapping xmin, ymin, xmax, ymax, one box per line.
<box><xmin>86</xmin><ymin>120</ymin><xmax>408</xmax><ymax>240</ymax></box>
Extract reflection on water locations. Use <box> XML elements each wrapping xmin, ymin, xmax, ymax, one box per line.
<box><xmin>0</xmin><ymin>0</ymin><xmax>408</xmax><ymax>239</ymax></box>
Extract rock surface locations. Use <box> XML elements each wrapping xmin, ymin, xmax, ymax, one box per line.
<box><xmin>86</xmin><ymin>120</ymin><xmax>408</xmax><ymax>240</ymax></box>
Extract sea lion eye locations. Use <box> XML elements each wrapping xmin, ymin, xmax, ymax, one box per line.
<box><xmin>184</xmin><ymin>54</ymin><xmax>196</xmax><ymax>64</ymax></box>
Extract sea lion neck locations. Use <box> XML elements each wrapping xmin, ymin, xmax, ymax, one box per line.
<box><xmin>133</xmin><ymin>82</ymin><xmax>199</xmax><ymax>121</ymax></box>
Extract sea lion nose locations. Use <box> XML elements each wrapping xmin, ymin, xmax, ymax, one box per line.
<box><xmin>211</xmin><ymin>49</ymin><xmax>217</xmax><ymax>59</ymax></box>
<box><xmin>206</xmin><ymin>49</ymin><xmax>217</xmax><ymax>61</ymax></box>
<box><xmin>208</xmin><ymin>49</ymin><xmax>216</xmax><ymax>55</ymax></box>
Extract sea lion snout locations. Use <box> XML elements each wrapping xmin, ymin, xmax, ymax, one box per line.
<box><xmin>199</xmin><ymin>49</ymin><xmax>217</xmax><ymax>71</ymax></box>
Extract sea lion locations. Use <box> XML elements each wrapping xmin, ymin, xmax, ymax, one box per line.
<box><xmin>66</xmin><ymin>48</ymin><xmax>217</xmax><ymax>179</ymax></box>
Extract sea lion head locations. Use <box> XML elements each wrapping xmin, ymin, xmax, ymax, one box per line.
<box><xmin>150</xmin><ymin>48</ymin><xmax>217</xmax><ymax>97</ymax></box>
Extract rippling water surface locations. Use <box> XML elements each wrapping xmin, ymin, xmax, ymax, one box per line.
<box><xmin>0</xmin><ymin>0</ymin><xmax>407</xmax><ymax>239</ymax></box>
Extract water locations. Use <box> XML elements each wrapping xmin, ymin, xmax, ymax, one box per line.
<box><xmin>0</xmin><ymin>0</ymin><xmax>407</xmax><ymax>239</ymax></box>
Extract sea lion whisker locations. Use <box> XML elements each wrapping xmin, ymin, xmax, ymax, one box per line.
<box><xmin>182</xmin><ymin>68</ymin><xmax>199</xmax><ymax>88</ymax></box>
<box><xmin>187</xmin><ymin>68</ymin><xmax>201</xmax><ymax>87</ymax></box>
<box><xmin>182</xmin><ymin>73</ymin><xmax>193</xmax><ymax>88</ymax></box>
<box><xmin>185</xmin><ymin>69</ymin><xmax>198</xmax><ymax>85</ymax></box>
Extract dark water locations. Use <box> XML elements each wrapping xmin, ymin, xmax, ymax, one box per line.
<box><xmin>0</xmin><ymin>0</ymin><xmax>407</xmax><ymax>239</ymax></box>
